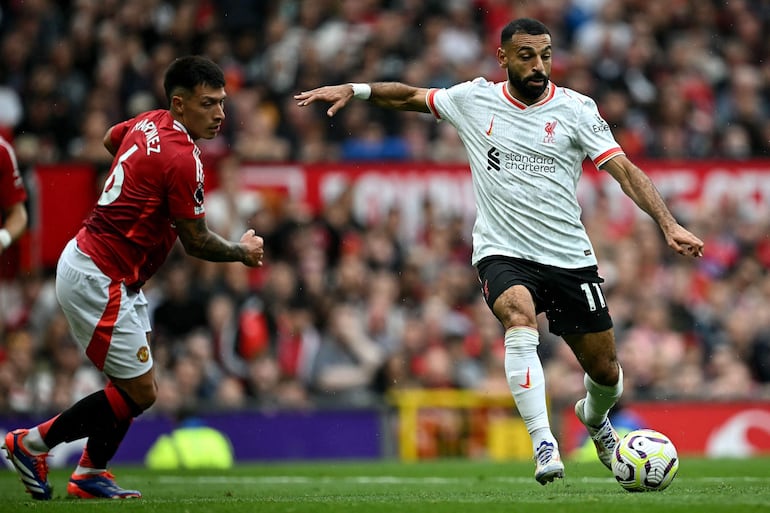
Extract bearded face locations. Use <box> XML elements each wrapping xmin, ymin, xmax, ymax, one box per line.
<box><xmin>508</xmin><ymin>69</ymin><xmax>549</xmax><ymax>102</ymax></box>
<box><xmin>498</xmin><ymin>32</ymin><xmax>552</xmax><ymax>104</ymax></box>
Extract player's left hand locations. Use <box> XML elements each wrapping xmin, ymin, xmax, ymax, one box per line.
<box><xmin>666</xmin><ymin>224</ymin><xmax>704</xmax><ymax>257</ymax></box>
<box><xmin>294</xmin><ymin>85</ymin><xmax>354</xmax><ymax>117</ymax></box>
<box><xmin>240</xmin><ymin>229</ymin><xmax>264</xmax><ymax>267</ymax></box>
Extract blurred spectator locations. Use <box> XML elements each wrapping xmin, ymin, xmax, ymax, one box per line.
<box><xmin>152</xmin><ymin>259</ymin><xmax>209</xmax><ymax>349</ymax></box>
<box><xmin>231</xmin><ymin>91</ymin><xmax>291</xmax><ymax>162</ymax></box>
<box><xmin>67</xmin><ymin>108</ymin><xmax>114</xmax><ymax>169</ymax></box>
<box><xmin>340</xmin><ymin>115</ymin><xmax>410</xmax><ymax>161</ymax></box>
<box><xmin>204</xmin><ymin>155</ymin><xmax>263</xmax><ymax>241</ymax></box>
<box><xmin>715</xmin><ymin>64</ymin><xmax>768</xmax><ymax>155</ymax></box>
<box><xmin>444</xmin><ymin>312</ymin><xmax>484</xmax><ymax>389</ymax></box>
<box><xmin>705</xmin><ymin>344</ymin><xmax>756</xmax><ymax>399</ymax></box>
<box><xmin>34</xmin><ymin>329</ymin><xmax>104</xmax><ymax>413</ymax></box>
<box><xmin>310</xmin><ymin>302</ymin><xmax>386</xmax><ymax>406</ymax></box>
<box><xmin>205</xmin><ymin>292</ymin><xmax>251</xmax><ymax>380</ymax></box>
<box><xmin>617</xmin><ymin>298</ymin><xmax>688</xmax><ymax>400</ymax></box>
<box><xmin>572</xmin><ymin>1</ymin><xmax>632</xmax><ymax>77</ymax></box>
<box><xmin>272</xmin><ymin>292</ymin><xmax>321</xmax><ymax>385</ymax></box>
<box><xmin>437</xmin><ymin>2</ymin><xmax>482</xmax><ymax>64</ymax></box>
<box><xmin>245</xmin><ymin>353</ymin><xmax>311</xmax><ymax>409</ymax></box>
<box><xmin>214</xmin><ymin>374</ymin><xmax>248</xmax><ymax>410</ymax></box>
<box><xmin>0</xmin><ymin>329</ymin><xmax>39</xmax><ymax>413</ymax></box>
<box><xmin>430</xmin><ymin>122</ymin><xmax>468</xmax><ymax>163</ymax></box>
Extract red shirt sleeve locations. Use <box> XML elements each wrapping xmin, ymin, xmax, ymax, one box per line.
<box><xmin>109</xmin><ymin>118</ymin><xmax>135</xmax><ymax>152</ymax></box>
<box><xmin>166</xmin><ymin>148</ymin><xmax>206</xmax><ymax>220</ymax></box>
<box><xmin>0</xmin><ymin>138</ymin><xmax>27</xmax><ymax>210</ymax></box>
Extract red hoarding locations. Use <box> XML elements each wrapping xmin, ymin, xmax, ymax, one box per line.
<box><xmin>33</xmin><ymin>164</ymin><xmax>97</xmax><ymax>268</ymax></box>
<box><xmin>561</xmin><ymin>401</ymin><xmax>770</xmax><ymax>457</ymax></box>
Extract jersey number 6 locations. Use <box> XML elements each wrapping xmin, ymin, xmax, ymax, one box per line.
<box><xmin>98</xmin><ymin>144</ymin><xmax>139</xmax><ymax>206</ymax></box>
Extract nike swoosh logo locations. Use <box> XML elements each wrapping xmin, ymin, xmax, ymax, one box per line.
<box><xmin>485</xmin><ymin>115</ymin><xmax>495</xmax><ymax>136</ymax></box>
<box><xmin>519</xmin><ymin>367</ymin><xmax>532</xmax><ymax>389</ymax></box>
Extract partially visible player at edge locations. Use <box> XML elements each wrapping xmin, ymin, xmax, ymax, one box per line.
<box><xmin>0</xmin><ymin>134</ymin><xmax>28</xmax><ymax>257</ymax></box>
<box><xmin>3</xmin><ymin>55</ymin><xmax>264</xmax><ymax>500</ymax></box>
<box><xmin>295</xmin><ymin>18</ymin><xmax>704</xmax><ymax>485</ymax></box>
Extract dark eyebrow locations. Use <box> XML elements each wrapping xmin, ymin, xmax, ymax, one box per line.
<box><xmin>517</xmin><ymin>45</ymin><xmax>552</xmax><ymax>53</ymax></box>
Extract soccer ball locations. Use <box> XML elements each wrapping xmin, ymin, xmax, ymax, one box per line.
<box><xmin>611</xmin><ymin>429</ymin><xmax>679</xmax><ymax>492</ymax></box>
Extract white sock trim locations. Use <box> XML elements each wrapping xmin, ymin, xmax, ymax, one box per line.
<box><xmin>583</xmin><ymin>365</ymin><xmax>623</xmax><ymax>425</ymax></box>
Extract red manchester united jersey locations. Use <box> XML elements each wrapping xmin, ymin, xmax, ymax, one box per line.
<box><xmin>0</xmin><ymin>135</ymin><xmax>27</xmax><ymax>213</ymax></box>
<box><xmin>76</xmin><ymin>109</ymin><xmax>206</xmax><ymax>288</ymax></box>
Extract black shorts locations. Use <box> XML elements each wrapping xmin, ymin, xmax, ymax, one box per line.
<box><xmin>476</xmin><ymin>255</ymin><xmax>613</xmax><ymax>336</ymax></box>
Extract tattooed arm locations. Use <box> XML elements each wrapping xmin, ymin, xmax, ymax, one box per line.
<box><xmin>174</xmin><ymin>217</ymin><xmax>264</xmax><ymax>267</ymax></box>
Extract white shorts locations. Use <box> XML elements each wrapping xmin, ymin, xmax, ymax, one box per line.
<box><xmin>55</xmin><ymin>238</ymin><xmax>153</xmax><ymax>379</ymax></box>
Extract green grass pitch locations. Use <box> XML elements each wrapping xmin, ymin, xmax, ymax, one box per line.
<box><xmin>1</xmin><ymin>457</ymin><xmax>768</xmax><ymax>512</ymax></box>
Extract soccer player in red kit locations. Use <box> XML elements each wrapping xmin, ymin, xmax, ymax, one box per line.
<box><xmin>0</xmin><ymin>134</ymin><xmax>28</xmax><ymax>260</ymax></box>
<box><xmin>3</xmin><ymin>56</ymin><xmax>264</xmax><ymax>500</ymax></box>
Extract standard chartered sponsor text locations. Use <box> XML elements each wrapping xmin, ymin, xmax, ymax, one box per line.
<box><xmin>503</xmin><ymin>152</ymin><xmax>556</xmax><ymax>173</ymax></box>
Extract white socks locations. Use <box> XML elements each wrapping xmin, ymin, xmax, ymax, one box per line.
<box><xmin>23</xmin><ymin>427</ymin><xmax>49</xmax><ymax>453</ymax></box>
<box><xmin>504</xmin><ymin>327</ymin><xmax>555</xmax><ymax>450</ymax></box>
<box><xmin>582</xmin><ymin>365</ymin><xmax>624</xmax><ymax>426</ymax></box>
<box><xmin>74</xmin><ymin>465</ymin><xmax>106</xmax><ymax>476</ymax></box>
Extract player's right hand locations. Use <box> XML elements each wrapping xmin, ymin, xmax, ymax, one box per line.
<box><xmin>240</xmin><ymin>229</ymin><xmax>264</xmax><ymax>267</ymax></box>
<box><xmin>294</xmin><ymin>84</ymin><xmax>353</xmax><ymax>117</ymax></box>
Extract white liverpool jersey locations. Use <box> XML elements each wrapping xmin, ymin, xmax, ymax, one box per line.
<box><xmin>427</xmin><ymin>79</ymin><xmax>624</xmax><ymax>269</ymax></box>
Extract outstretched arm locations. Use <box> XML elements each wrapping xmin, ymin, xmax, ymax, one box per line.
<box><xmin>601</xmin><ymin>155</ymin><xmax>704</xmax><ymax>257</ymax></box>
<box><xmin>295</xmin><ymin>82</ymin><xmax>431</xmax><ymax>117</ymax></box>
<box><xmin>174</xmin><ymin>217</ymin><xmax>264</xmax><ymax>267</ymax></box>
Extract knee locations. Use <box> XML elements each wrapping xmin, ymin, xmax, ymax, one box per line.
<box><xmin>589</xmin><ymin>359</ymin><xmax>620</xmax><ymax>387</ymax></box>
<box><xmin>492</xmin><ymin>286</ymin><xmax>538</xmax><ymax>330</ymax></box>
<box><xmin>131</xmin><ymin>380</ymin><xmax>157</xmax><ymax>411</ymax></box>
<box><xmin>113</xmin><ymin>377</ymin><xmax>157</xmax><ymax>414</ymax></box>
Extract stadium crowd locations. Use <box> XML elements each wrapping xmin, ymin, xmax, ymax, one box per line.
<box><xmin>1</xmin><ymin>0</ymin><xmax>770</xmax><ymax>421</ymax></box>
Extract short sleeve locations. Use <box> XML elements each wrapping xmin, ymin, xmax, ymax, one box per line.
<box><xmin>427</xmin><ymin>80</ymin><xmax>479</xmax><ymax>126</ymax></box>
<box><xmin>574</xmin><ymin>97</ymin><xmax>624</xmax><ymax>168</ymax></box>
<box><xmin>166</xmin><ymin>150</ymin><xmax>205</xmax><ymax>220</ymax></box>
<box><xmin>109</xmin><ymin>118</ymin><xmax>135</xmax><ymax>151</ymax></box>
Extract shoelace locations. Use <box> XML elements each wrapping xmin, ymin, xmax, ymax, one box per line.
<box><xmin>536</xmin><ymin>442</ymin><xmax>555</xmax><ymax>466</ymax></box>
<box><xmin>594</xmin><ymin>420</ymin><xmax>617</xmax><ymax>448</ymax></box>
<box><xmin>33</xmin><ymin>456</ymin><xmax>50</xmax><ymax>480</ymax></box>
<box><xmin>91</xmin><ymin>471</ymin><xmax>125</xmax><ymax>493</ymax></box>
<box><xmin>21</xmin><ymin>445</ymin><xmax>50</xmax><ymax>483</ymax></box>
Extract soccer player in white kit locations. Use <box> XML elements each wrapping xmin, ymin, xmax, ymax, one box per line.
<box><xmin>295</xmin><ymin>18</ymin><xmax>704</xmax><ymax>484</ymax></box>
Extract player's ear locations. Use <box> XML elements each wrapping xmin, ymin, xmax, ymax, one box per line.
<box><xmin>171</xmin><ymin>95</ymin><xmax>184</xmax><ymax>115</ymax></box>
<box><xmin>497</xmin><ymin>47</ymin><xmax>508</xmax><ymax>68</ymax></box>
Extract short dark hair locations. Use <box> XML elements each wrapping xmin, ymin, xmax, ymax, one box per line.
<box><xmin>500</xmin><ymin>18</ymin><xmax>551</xmax><ymax>46</ymax></box>
<box><xmin>163</xmin><ymin>55</ymin><xmax>225</xmax><ymax>104</ymax></box>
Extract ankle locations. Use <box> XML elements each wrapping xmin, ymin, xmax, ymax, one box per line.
<box><xmin>74</xmin><ymin>466</ymin><xmax>106</xmax><ymax>476</ymax></box>
<box><xmin>532</xmin><ymin>429</ymin><xmax>557</xmax><ymax>451</ymax></box>
<box><xmin>22</xmin><ymin>429</ymin><xmax>50</xmax><ymax>454</ymax></box>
